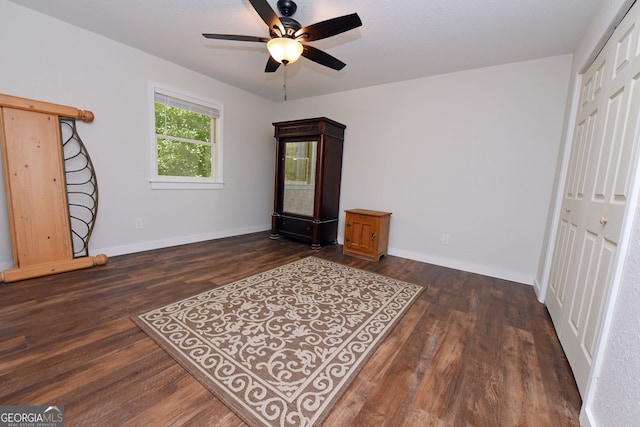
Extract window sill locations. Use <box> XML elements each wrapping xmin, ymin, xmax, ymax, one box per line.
<box><xmin>150</xmin><ymin>181</ymin><xmax>224</xmax><ymax>190</ymax></box>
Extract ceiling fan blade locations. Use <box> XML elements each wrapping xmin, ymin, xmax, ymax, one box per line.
<box><xmin>265</xmin><ymin>56</ymin><xmax>281</xmax><ymax>73</ymax></box>
<box><xmin>202</xmin><ymin>34</ymin><xmax>269</xmax><ymax>42</ymax></box>
<box><xmin>248</xmin><ymin>0</ymin><xmax>284</xmax><ymax>37</ymax></box>
<box><xmin>295</xmin><ymin>13</ymin><xmax>362</xmax><ymax>42</ymax></box>
<box><xmin>301</xmin><ymin>45</ymin><xmax>346</xmax><ymax>70</ymax></box>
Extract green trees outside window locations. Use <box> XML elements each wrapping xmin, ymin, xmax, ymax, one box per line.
<box><xmin>155</xmin><ymin>102</ymin><xmax>214</xmax><ymax>178</ymax></box>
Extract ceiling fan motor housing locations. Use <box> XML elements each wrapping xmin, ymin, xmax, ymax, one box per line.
<box><xmin>277</xmin><ymin>0</ymin><xmax>297</xmax><ymax>17</ymax></box>
<box><xmin>280</xmin><ymin>17</ymin><xmax>301</xmax><ymax>35</ymax></box>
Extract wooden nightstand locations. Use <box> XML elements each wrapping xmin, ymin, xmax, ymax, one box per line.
<box><xmin>343</xmin><ymin>209</ymin><xmax>391</xmax><ymax>261</ymax></box>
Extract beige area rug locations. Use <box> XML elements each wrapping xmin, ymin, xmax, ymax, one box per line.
<box><xmin>133</xmin><ymin>257</ymin><xmax>423</xmax><ymax>427</ymax></box>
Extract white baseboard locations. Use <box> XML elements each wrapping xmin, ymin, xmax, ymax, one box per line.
<box><xmin>388</xmin><ymin>247</ymin><xmax>534</xmax><ymax>285</ymax></box>
<box><xmin>91</xmin><ymin>225</ymin><xmax>270</xmax><ymax>258</ymax></box>
<box><xmin>335</xmin><ymin>237</ymin><xmax>534</xmax><ymax>285</ymax></box>
<box><xmin>4</xmin><ymin>229</ymin><xmax>535</xmax><ymax>287</ymax></box>
<box><xmin>0</xmin><ymin>229</ymin><xmax>268</xmax><ymax>272</ymax></box>
<box><xmin>533</xmin><ymin>277</ymin><xmax>546</xmax><ymax>303</ymax></box>
<box><xmin>580</xmin><ymin>405</ymin><xmax>595</xmax><ymax>427</ymax></box>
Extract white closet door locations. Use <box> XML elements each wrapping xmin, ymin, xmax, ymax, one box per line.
<box><xmin>546</xmin><ymin>3</ymin><xmax>640</xmax><ymax>396</ymax></box>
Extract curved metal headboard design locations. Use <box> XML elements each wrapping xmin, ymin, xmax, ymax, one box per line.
<box><xmin>60</xmin><ymin>118</ymin><xmax>99</xmax><ymax>258</ymax></box>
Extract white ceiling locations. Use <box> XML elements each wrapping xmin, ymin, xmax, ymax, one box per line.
<box><xmin>9</xmin><ymin>0</ymin><xmax>603</xmax><ymax>101</ymax></box>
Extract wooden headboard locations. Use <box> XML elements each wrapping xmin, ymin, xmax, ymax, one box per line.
<box><xmin>0</xmin><ymin>94</ymin><xmax>107</xmax><ymax>282</ymax></box>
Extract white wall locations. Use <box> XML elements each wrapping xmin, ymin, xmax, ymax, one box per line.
<box><xmin>0</xmin><ymin>1</ymin><xmax>275</xmax><ymax>269</ymax></box>
<box><xmin>275</xmin><ymin>55</ymin><xmax>572</xmax><ymax>285</ymax></box>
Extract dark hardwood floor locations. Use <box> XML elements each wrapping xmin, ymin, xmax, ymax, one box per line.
<box><xmin>0</xmin><ymin>232</ymin><xmax>581</xmax><ymax>426</ymax></box>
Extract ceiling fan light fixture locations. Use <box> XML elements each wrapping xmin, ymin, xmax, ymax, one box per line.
<box><xmin>267</xmin><ymin>37</ymin><xmax>303</xmax><ymax>64</ymax></box>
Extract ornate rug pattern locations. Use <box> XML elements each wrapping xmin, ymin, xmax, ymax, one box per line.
<box><xmin>133</xmin><ymin>257</ymin><xmax>423</xmax><ymax>427</ymax></box>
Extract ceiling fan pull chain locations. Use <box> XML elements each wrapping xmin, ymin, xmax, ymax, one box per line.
<box><xmin>283</xmin><ymin>64</ymin><xmax>288</xmax><ymax>101</ymax></box>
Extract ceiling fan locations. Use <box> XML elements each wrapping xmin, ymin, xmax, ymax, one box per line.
<box><xmin>202</xmin><ymin>0</ymin><xmax>362</xmax><ymax>73</ymax></box>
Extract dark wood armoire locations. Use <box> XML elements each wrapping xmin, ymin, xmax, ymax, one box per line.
<box><xmin>270</xmin><ymin>117</ymin><xmax>345</xmax><ymax>249</ymax></box>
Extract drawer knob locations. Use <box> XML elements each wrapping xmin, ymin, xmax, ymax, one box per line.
<box><xmin>371</xmin><ymin>232</ymin><xmax>376</xmax><ymax>240</ymax></box>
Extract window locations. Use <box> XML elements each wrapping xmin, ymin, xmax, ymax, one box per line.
<box><xmin>150</xmin><ymin>83</ymin><xmax>223</xmax><ymax>189</ymax></box>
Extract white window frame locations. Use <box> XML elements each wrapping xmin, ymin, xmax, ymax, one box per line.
<box><xmin>149</xmin><ymin>82</ymin><xmax>223</xmax><ymax>190</ymax></box>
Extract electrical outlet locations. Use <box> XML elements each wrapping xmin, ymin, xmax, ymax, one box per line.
<box><xmin>441</xmin><ymin>233</ymin><xmax>450</xmax><ymax>245</ymax></box>
<box><xmin>135</xmin><ymin>218</ymin><xmax>144</xmax><ymax>230</ymax></box>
